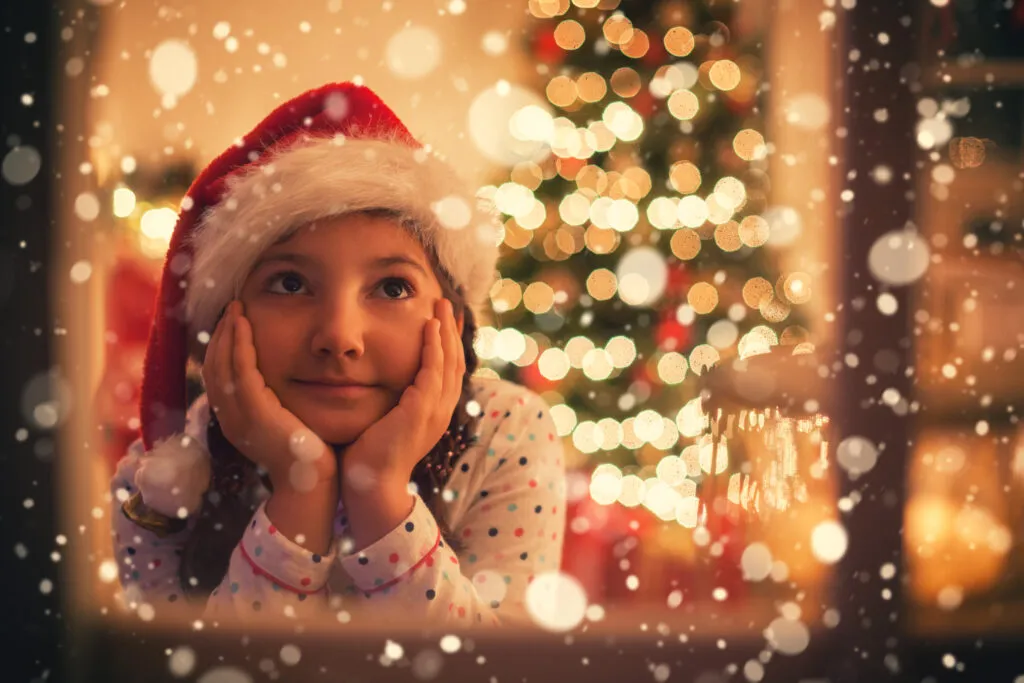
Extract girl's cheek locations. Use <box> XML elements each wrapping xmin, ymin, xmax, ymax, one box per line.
<box><xmin>248</xmin><ymin>319</ymin><xmax>284</xmax><ymax>362</ymax></box>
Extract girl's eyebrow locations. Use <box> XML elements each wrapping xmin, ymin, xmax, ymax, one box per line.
<box><xmin>252</xmin><ymin>252</ymin><xmax>319</xmax><ymax>270</ymax></box>
<box><xmin>253</xmin><ymin>252</ymin><xmax>427</xmax><ymax>277</ymax></box>
<box><xmin>369</xmin><ymin>255</ymin><xmax>428</xmax><ymax>277</ymax></box>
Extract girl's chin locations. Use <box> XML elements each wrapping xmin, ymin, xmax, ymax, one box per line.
<box><xmin>291</xmin><ymin>407</ymin><xmax>378</xmax><ymax>446</ymax></box>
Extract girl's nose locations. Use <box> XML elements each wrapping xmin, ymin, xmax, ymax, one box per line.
<box><xmin>310</xmin><ymin>298</ymin><xmax>366</xmax><ymax>359</ymax></box>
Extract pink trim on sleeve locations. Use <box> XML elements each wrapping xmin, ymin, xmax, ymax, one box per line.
<box><xmin>238</xmin><ymin>542</ymin><xmax>330</xmax><ymax>596</ymax></box>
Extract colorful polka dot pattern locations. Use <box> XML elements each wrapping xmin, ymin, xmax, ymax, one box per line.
<box><xmin>110</xmin><ymin>440</ymin><xmax>195</xmax><ymax>608</ymax></box>
<box><xmin>235</xmin><ymin>499</ymin><xmax>338</xmax><ymax>595</ymax></box>
<box><xmin>325</xmin><ymin>378</ymin><xmax>567</xmax><ymax>625</ymax></box>
<box><xmin>110</xmin><ymin>377</ymin><xmax>567</xmax><ymax>626</ymax></box>
<box><xmin>338</xmin><ymin>494</ymin><xmax>442</xmax><ymax>594</ymax></box>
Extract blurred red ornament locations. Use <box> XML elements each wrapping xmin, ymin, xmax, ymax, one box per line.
<box><xmin>656</xmin><ymin>317</ymin><xmax>691</xmax><ymax>352</ymax></box>
<box><xmin>701</xmin><ymin>501</ymin><xmax>749</xmax><ymax>608</ymax></box>
<box><xmin>631</xmin><ymin>89</ymin><xmax>657</xmax><ymax>119</ymax></box>
<box><xmin>562</xmin><ymin>494</ymin><xmax>657</xmax><ymax>601</ymax></box>
<box><xmin>533</xmin><ymin>27</ymin><xmax>565</xmax><ymax>64</ymax></box>
<box><xmin>556</xmin><ymin>155</ymin><xmax>587</xmax><ymax>181</ymax></box>
<box><xmin>642</xmin><ymin>32</ymin><xmax>668</xmax><ymax>67</ymax></box>
<box><xmin>667</xmin><ymin>263</ymin><xmax>691</xmax><ymax>295</ymax></box>
<box><xmin>520</xmin><ymin>359</ymin><xmax>560</xmax><ymax>393</ymax></box>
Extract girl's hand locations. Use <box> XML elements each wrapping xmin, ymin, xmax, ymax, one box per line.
<box><xmin>202</xmin><ymin>301</ymin><xmax>336</xmax><ymax>492</ymax></box>
<box><xmin>340</xmin><ymin>298</ymin><xmax>465</xmax><ymax>492</ymax></box>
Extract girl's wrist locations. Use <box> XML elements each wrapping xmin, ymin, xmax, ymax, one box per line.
<box><xmin>268</xmin><ymin>466</ymin><xmax>339</xmax><ymax>497</ymax></box>
<box><xmin>340</xmin><ymin>454</ymin><xmax>409</xmax><ymax>494</ymax></box>
<box><xmin>264</xmin><ymin>478</ymin><xmax>339</xmax><ymax>555</ymax></box>
<box><xmin>266</xmin><ymin>445</ymin><xmax>338</xmax><ymax>495</ymax></box>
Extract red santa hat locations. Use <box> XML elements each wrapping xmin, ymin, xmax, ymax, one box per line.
<box><xmin>133</xmin><ymin>82</ymin><xmax>501</xmax><ymax>518</ymax></box>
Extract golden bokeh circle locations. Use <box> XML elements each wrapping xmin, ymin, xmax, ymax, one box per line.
<box><xmin>576</xmin><ymin>165</ymin><xmax>608</xmax><ymax>194</ymax></box>
<box><xmin>670</xmin><ymin>228</ymin><xmax>701</xmax><ymax>260</ymax></box>
<box><xmin>584</xmin><ymin>224</ymin><xmax>619</xmax><ymax>254</ymax></box>
<box><xmin>503</xmin><ymin>218</ymin><xmax>532</xmax><ymax>250</ymax></box>
<box><xmin>610</xmin><ymin>67</ymin><xmax>642</xmax><ymax>98</ymax></box>
<box><xmin>733</xmin><ymin>128</ymin><xmax>766</xmax><ymax>161</ymax></box>
<box><xmin>759</xmin><ymin>295</ymin><xmax>791</xmax><ymax>323</ymax></box>
<box><xmin>529</xmin><ymin>0</ymin><xmax>570</xmax><ymax>19</ymax></box>
<box><xmin>664</xmin><ymin>26</ymin><xmax>695</xmax><ymax>57</ymax></box>
<box><xmin>546</xmin><ymin>75</ymin><xmax>578</xmax><ymax>108</ymax></box>
<box><xmin>714</xmin><ymin>221</ymin><xmax>742</xmax><ymax>252</ymax></box>
<box><xmin>669</xmin><ymin>161</ymin><xmax>702</xmax><ymax>194</ymax></box>
<box><xmin>577</xmin><ymin>72</ymin><xmax>608</xmax><ymax>103</ymax></box>
<box><xmin>586</xmin><ymin>268</ymin><xmax>617</xmax><ymax>301</ymax></box>
<box><xmin>668</xmin><ymin>89</ymin><xmax>700</xmax><ymax>121</ymax></box>
<box><xmin>489</xmin><ymin>278</ymin><xmax>524</xmax><ymax>312</ymax></box>
<box><xmin>781</xmin><ymin>272</ymin><xmax>813</xmax><ymax>304</ymax></box>
<box><xmin>554</xmin><ymin>20</ymin><xmax>587</xmax><ymax>51</ymax></box>
<box><xmin>524</xmin><ymin>281</ymin><xmax>555</xmax><ymax>314</ymax></box>
<box><xmin>738</xmin><ymin>215</ymin><xmax>770</xmax><ymax>247</ymax></box>
<box><xmin>621</xmin><ymin>167</ymin><xmax>652</xmax><ymax>200</ymax></box>
<box><xmin>621</xmin><ymin>29</ymin><xmax>650</xmax><ymax>59</ymax></box>
<box><xmin>687</xmin><ymin>282</ymin><xmax>719</xmax><ymax>314</ymax></box>
<box><xmin>603</xmin><ymin>15</ymin><xmax>634</xmax><ymax>45</ymax></box>
<box><xmin>742</xmin><ymin>277</ymin><xmax>773</xmax><ymax>308</ymax></box>
<box><xmin>709</xmin><ymin>59</ymin><xmax>742</xmax><ymax>91</ymax></box>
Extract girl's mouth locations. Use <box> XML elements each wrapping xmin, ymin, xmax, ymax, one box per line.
<box><xmin>292</xmin><ymin>380</ymin><xmax>377</xmax><ymax>399</ymax></box>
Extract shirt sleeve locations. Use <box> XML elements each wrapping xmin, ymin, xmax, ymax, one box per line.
<box><xmin>335</xmin><ymin>391</ymin><xmax>567</xmax><ymax>628</ymax></box>
<box><xmin>203</xmin><ymin>500</ymin><xmax>339</xmax><ymax>622</ymax></box>
<box><xmin>111</xmin><ymin>438</ymin><xmax>198</xmax><ymax>612</ymax></box>
<box><xmin>112</xmin><ymin>437</ymin><xmax>339</xmax><ymax>623</ymax></box>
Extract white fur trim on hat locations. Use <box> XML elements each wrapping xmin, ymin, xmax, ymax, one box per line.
<box><xmin>134</xmin><ymin>434</ymin><xmax>212</xmax><ymax>518</ymax></box>
<box><xmin>184</xmin><ymin>135</ymin><xmax>502</xmax><ymax>338</ymax></box>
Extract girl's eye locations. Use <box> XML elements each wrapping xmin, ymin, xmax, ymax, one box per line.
<box><xmin>378</xmin><ymin>277</ymin><xmax>414</xmax><ymax>300</ymax></box>
<box><xmin>267</xmin><ymin>271</ymin><xmax>309</xmax><ymax>295</ymax></box>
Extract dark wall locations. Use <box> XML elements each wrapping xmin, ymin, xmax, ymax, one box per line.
<box><xmin>1</xmin><ymin>2</ymin><xmax>63</xmax><ymax>681</ymax></box>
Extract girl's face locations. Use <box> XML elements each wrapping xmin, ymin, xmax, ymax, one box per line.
<box><xmin>237</xmin><ymin>213</ymin><xmax>463</xmax><ymax>446</ymax></box>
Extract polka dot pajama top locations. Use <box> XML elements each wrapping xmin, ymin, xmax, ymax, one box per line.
<box><xmin>110</xmin><ymin>377</ymin><xmax>567</xmax><ymax>627</ymax></box>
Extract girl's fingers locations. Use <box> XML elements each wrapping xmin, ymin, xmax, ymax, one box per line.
<box><xmin>450</xmin><ymin>305</ymin><xmax>464</xmax><ymax>385</ymax></box>
<box><xmin>415</xmin><ymin>316</ymin><xmax>444</xmax><ymax>399</ymax></box>
<box><xmin>215</xmin><ymin>302</ymin><xmax>238</xmax><ymax>396</ymax></box>
<box><xmin>438</xmin><ymin>300</ymin><xmax>458</xmax><ymax>398</ymax></box>
<box><xmin>443</xmin><ymin>301</ymin><xmax>464</xmax><ymax>410</ymax></box>
<box><xmin>232</xmin><ymin>309</ymin><xmax>267</xmax><ymax>420</ymax></box>
<box><xmin>202</xmin><ymin>306</ymin><xmax>231</xmax><ymax>407</ymax></box>
<box><xmin>434</xmin><ymin>301</ymin><xmax>450</xmax><ymax>397</ymax></box>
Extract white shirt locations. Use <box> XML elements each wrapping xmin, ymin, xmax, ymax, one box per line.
<box><xmin>111</xmin><ymin>377</ymin><xmax>567</xmax><ymax>628</ymax></box>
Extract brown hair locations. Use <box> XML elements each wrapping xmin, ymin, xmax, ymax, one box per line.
<box><xmin>177</xmin><ymin>213</ymin><xmax>482</xmax><ymax>600</ymax></box>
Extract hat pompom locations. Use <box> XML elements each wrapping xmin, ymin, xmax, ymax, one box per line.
<box><xmin>134</xmin><ymin>434</ymin><xmax>212</xmax><ymax>518</ymax></box>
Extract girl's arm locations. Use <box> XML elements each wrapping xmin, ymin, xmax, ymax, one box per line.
<box><xmin>112</xmin><ymin>437</ymin><xmax>340</xmax><ymax>622</ymax></box>
<box><xmin>333</xmin><ymin>389</ymin><xmax>567</xmax><ymax>628</ymax></box>
<box><xmin>201</xmin><ymin>480</ymin><xmax>339</xmax><ymax>620</ymax></box>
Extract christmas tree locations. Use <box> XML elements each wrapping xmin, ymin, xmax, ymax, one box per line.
<box><xmin>481</xmin><ymin>0</ymin><xmax>810</xmax><ymax>500</ymax></box>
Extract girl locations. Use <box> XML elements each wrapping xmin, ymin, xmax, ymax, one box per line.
<box><xmin>110</xmin><ymin>83</ymin><xmax>566</xmax><ymax>628</ymax></box>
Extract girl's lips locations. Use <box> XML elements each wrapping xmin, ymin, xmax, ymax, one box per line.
<box><xmin>292</xmin><ymin>381</ymin><xmax>377</xmax><ymax>399</ymax></box>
